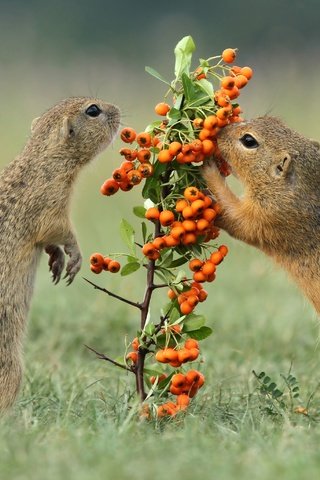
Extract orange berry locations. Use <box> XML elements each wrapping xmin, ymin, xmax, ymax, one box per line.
<box><xmin>171</xmin><ymin>373</ymin><xmax>186</xmax><ymax>388</ymax></box>
<box><xmin>136</xmin><ymin>132</ymin><xmax>152</xmax><ymax>148</ymax></box>
<box><xmin>189</xmin><ymin>258</ymin><xmax>203</xmax><ymax>272</ymax></box>
<box><xmin>202</xmin><ymin>139</ymin><xmax>216</xmax><ymax>156</ymax></box>
<box><xmin>167</xmin><ymin>288</ymin><xmax>177</xmax><ymax>300</ymax></box>
<box><xmin>90</xmin><ymin>264</ymin><xmax>103</xmax><ymax>274</ymax></box>
<box><xmin>216</xmin><ymin>107</ymin><xmax>231</xmax><ymax>120</ymax></box>
<box><xmin>142</xmin><ymin>242</ymin><xmax>157</xmax><ymax>257</ymax></box>
<box><xmin>219</xmin><ymin>244</ymin><xmax>229</xmax><ymax>257</ymax></box>
<box><xmin>120</xmin><ymin>127</ymin><xmax>136</xmax><ymax>143</ymax></box>
<box><xmin>180</xmin><ymin>301</ymin><xmax>194</xmax><ymax>315</ymax></box>
<box><xmin>168</xmin><ymin>141</ymin><xmax>182</xmax><ymax>156</ymax></box>
<box><xmin>202</xmin><ymin>208</ymin><xmax>216</xmax><ymax>222</ymax></box>
<box><xmin>103</xmin><ymin>257</ymin><xmax>111</xmax><ymax>270</ymax></box>
<box><xmin>198</xmin><ymin>128</ymin><xmax>213</xmax><ymax>141</ymax></box>
<box><xmin>193</xmin><ymin>117</ymin><xmax>204</xmax><ymax>129</ymax></box>
<box><xmin>182</xmin><ymin>219</ymin><xmax>197</xmax><ymax>232</ymax></box>
<box><xmin>170</xmin><ymin>225</ymin><xmax>185</xmax><ymax>240</ymax></box>
<box><xmin>153</xmin><ymin>236</ymin><xmax>167</xmax><ymax>250</ymax></box>
<box><xmin>216</xmin><ymin>91</ymin><xmax>231</xmax><ymax>107</ymax></box>
<box><xmin>126</xmin><ymin>351</ymin><xmax>138</xmax><ymax>363</ymax></box>
<box><xmin>191</xmin><ymin>199</ymin><xmax>205</xmax><ymax>216</ymax></box>
<box><xmin>182</xmin><ymin>206</ymin><xmax>195</xmax><ymax>220</ymax></box>
<box><xmin>198</xmin><ymin>289</ymin><xmax>208</xmax><ymax>302</ymax></box>
<box><xmin>188</xmin><ymin>347</ymin><xmax>200</xmax><ymax>361</ymax></box>
<box><xmin>90</xmin><ymin>253</ymin><xmax>104</xmax><ymax>267</ymax></box>
<box><xmin>202</xmin><ymin>261</ymin><xmax>216</xmax><ymax>277</ymax></box>
<box><xmin>191</xmin><ymin>281</ymin><xmax>203</xmax><ymax>291</ymax></box>
<box><xmin>223</xmin><ymin>85</ymin><xmax>239</xmax><ymax>100</ymax></box>
<box><xmin>220</xmin><ymin>76</ymin><xmax>235</xmax><ymax>90</ymax></box>
<box><xmin>155</xmin><ymin>102</ymin><xmax>170</xmax><ymax>116</ymax></box>
<box><xmin>137</xmin><ymin>149</ymin><xmax>151</xmax><ymax>163</ymax></box>
<box><xmin>127</xmin><ymin>169</ymin><xmax>142</xmax><ymax>185</ymax></box>
<box><xmin>210</xmin><ymin>250</ymin><xmax>224</xmax><ymax>265</ymax></box>
<box><xmin>203</xmin><ymin>115</ymin><xmax>218</xmax><ymax>130</ymax></box>
<box><xmin>158</xmin><ymin>149</ymin><xmax>174</xmax><ymax>163</ymax></box>
<box><xmin>184</xmin><ymin>186</ymin><xmax>200</xmax><ymax>202</ymax></box>
<box><xmin>176</xmin><ymin>394</ymin><xmax>190</xmax><ymax>408</ymax></box>
<box><xmin>112</xmin><ymin>168</ymin><xmax>127</xmax><ymax>182</ymax></box>
<box><xmin>187</xmin><ymin>294</ymin><xmax>199</xmax><ymax>308</ymax></box>
<box><xmin>182</xmin><ymin>233</ymin><xmax>197</xmax><ymax>245</ymax></box>
<box><xmin>178</xmin><ymin>348</ymin><xmax>192</xmax><ymax>363</ymax></box>
<box><xmin>163</xmin><ymin>235</ymin><xmax>180</xmax><ymax>247</ymax></box>
<box><xmin>145</xmin><ymin>207</ymin><xmax>160</xmax><ymax>221</ymax></box>
<box><xmin>119</xmin><ymin>180</ymin><xmax>133</xmax><ymax>192</ymax></box>
<box><xmin>184</xmin><ymin>339</ymin><xmax>199</xmax><ymax>350</ymax></box>
<box><xmin>190</xmin><ymin>139</ymin><xmax>203</xmax><ymax>152</ymax></box>
<box><xmin>108</xmin><ymin>260</ymin><xmax>121</xmax><ymax>273</ymax></box>
<box><xmin>159</xmin><ymin>210</ymin><xmax>175</xmax><ymax>226</ymax></box>
<box><xmin>185</xmin><ymin>369</ymin><xmax>201</xmax><ymax>385</ymax></box>
<box><xmin>222</xmin><ymin>48</ymin><xmax>236</xmax><ymax>63</ymax></box>
<box><xmin>234</xmin><ymin>74</ymin><xmax>248</xmax><ymax>89</ymax></box>
<box><xmin>170</xmin><ymin>385</ymin><xmax>184</xmax><ymax>395</ymax></box>
<box><xmin>241</xmin><ymin>66</ymin><xmax>253</xmax><ymax>79</ymax></box>
<box><xmin>175</xmin><ymin>199</ymin><xmax>188</xmax><ymax>213</ymax></box>
<box><xmin>100</xmin><ymin>178</ymin><xmax>119</xmax><ymax>196</ymax></box>
<box><xmin>193</xmin><ymin>271</ymin><xmax>207</xmax><ymax>283</ymax></box>
<box><xmin>132</xmin><ymin>337</ymin><xmax>139</xmax><ymax>351</ymax></box>
<box><xmin>163</xmin><ymin>348</ymin><xmax>179</xmax><ymax>363</ymax></box>
<box><xmin>155</xmin><ymin>350</ymin><xmax>167</xmax><ymax>363</ymax></box>
<box><xmin>138</xmin><ymin>163</ymin><xmax>154</xmax><ymax>178</ymax></box>
<box><xmin>119</xmin><ymin>148</ymin><xmax>137</xmax><ymax>161</ymax></box>
<box><xmin>120</xmin><ymin>161</ymin><xmax>134</xmax><ymax>173</ymax></box>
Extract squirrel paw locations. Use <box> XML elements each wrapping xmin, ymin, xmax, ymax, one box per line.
<box><xmin>63</xmin><ymin>245</ymin><xmax>82</xmax><ymax>286</ymax></box>
<box><xmin>45</xmin><ymin>245</ymin><xmax>65</xmax><ymax>284</ymax></box>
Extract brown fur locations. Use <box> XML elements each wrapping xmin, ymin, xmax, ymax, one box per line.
<box><xmin>0</xmin><ymin>97</ymin><xmax>120</xmax><ymax>410</ymax></box>
<box><xmin>202</xmin><ymin>116</ymin><xmax>320</xmax><ymax>312</ymax></box>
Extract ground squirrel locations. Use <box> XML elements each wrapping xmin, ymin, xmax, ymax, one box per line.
<box><xmin>202</xmin><ymin>116</ymin><xmax>320</xmax><ymax>313</ymax></box>
<box><xmin>0</xmin><ymin>96</ymin><xmax>120</xmax><ymax>410</ymax></box>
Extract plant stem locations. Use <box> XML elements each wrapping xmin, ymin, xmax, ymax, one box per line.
<box><xmin>84</xmin><ymin>344</ymin><xmax>133</xmax><ymax>372</ymax></box>
<box><xmin>83</xmin><ymin>277</ymin><xmax>142</xmax><ymax>309</ymax></box>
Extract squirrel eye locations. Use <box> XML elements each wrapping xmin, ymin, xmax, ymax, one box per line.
<box><xmin>85</xmin><ymin>104</ymin><xmax>102</xmax><ymax>117</ymax></box>
<box><xmin>240</xmin><ymin>133</ymin><xmax>259</xmax><ymax>149</ymax></box>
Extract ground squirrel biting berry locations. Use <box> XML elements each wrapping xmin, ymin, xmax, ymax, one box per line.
<box><xmin>0</xmin><ymin>96</ymin><xmax>120</xmax><ymax>410</ymax></box>
<box><xmin>202</xmin><ymin>116</ymin><xmax>320</xmax><ymax>313</ymax></box>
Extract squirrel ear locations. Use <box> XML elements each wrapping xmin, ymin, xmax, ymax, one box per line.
<box><xmin>31</xmin><ymin>116</ymin><xmax>40</xmax><ymax>133</ymax></box>
<box><xmin>271</xmin><ymin>153</ymin><xmax>293</xmax><ymax>179</ymax></box>
<box><xmin>60</xmin><ymin>116</ymin><xmax>75</xmax><ymax>142</ymax></box>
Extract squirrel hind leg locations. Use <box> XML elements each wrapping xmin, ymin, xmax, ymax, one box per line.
<box><xmin>0</xmin><ymin>357</ymin><xmax>22</xmax><ymax>412</ymax></box>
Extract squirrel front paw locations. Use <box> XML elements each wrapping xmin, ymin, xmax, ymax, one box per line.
<box><xmin>64</xmin><ymin>244</ymin><xmax>82</xmax><ymax>285</ymax></box>
<box><xmin>45</xmin><ymin>245</ymin><xmax>65</xmax><ymax>284</ymax></box>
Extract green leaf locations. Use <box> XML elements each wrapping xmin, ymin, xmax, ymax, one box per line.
<box><xmin>173</xmin><ymin>94</ymin><xmax>184</xmax><ymax>110</ymax></box>
<box><xmin>133</xmin><ymin>206</ymin><xmax>146</xmax><ymax>218</ymax></box>
<box><xmin>197</xmin><ymin>78</ymin><xmax>214</xmax><ymax>97</ymax></box>
<box><xmin>144</xmin><ymin>323</ymin><xmax>155</xmax><ymax>336</ymax></box>
<box><xmin>263</xmin><ymin>376</ymin><xmax>271</xmax><ymax>385</ymax></box>
<box><xmin>120</xmin><ymin>262</ymin><xmax>140</xmax><ymax>276</ymax></box>
<box><xmin>181</xmin><ymin>73</ymin><xmax>196</xmax><ymax>102</ymax></box>
<box><xmin>141</xmin><ymin>221</ymin><xmax>147</xmax><ymax>243</ymax></box>
<box><xmin>159</xmin><ymin>249</ymin><xmax>174</xmax><ymax>268</ymax></box>
<box><xmin>167</xmin><ymin>107</ymin><xmax>182</xmax><ymax>122</ymax></box>
<box><xmin>182</xmin><ymin>314</ymin><xmax>206</xmax><ymax>332</ymax></box>
<box><xmin>169</xmin><ymin>256</ymin><xmax>189</xmax><ymax>268</ymax></box>
<box><xmin>187</xmin><ymin>326</ymin><xmax>213</xmax><ymax>340</ymax></box>
<box><xmin>174</xmin><ymin>35</ymin><xmax>196</xmax><ymax>79</ymax></box>
<box><xmin>272</xmin><ymin>389</ymin><xmax>283</xmax><ymax>398</ymax></box>
<box><xmin>267</xmin><ymin>382</ymin><xmax>277</xmax><ymax>392</ymax></box>
<box><xmin>120</xmin><ymin>219</ymin><xmax>136</xmax><ymax>255</ymax></box>
<box><xmin>145</xmin><ymin>66</ymin><xmax>171</xmax><ymax>86</ymax></box>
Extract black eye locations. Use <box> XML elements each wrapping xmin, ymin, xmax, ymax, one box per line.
<box><xmin>85</xmin><ymin>104</ymin><xmax>102</xmax><ymax>117</ymax></box>
<box><xmin>240</xmin><ymin>133</ymin><xmax>259</xmax><ymax>149</ymax></box>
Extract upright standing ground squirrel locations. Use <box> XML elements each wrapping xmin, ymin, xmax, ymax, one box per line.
<box><xmin>0</xmin><ymin>97</ymin><xmax>120</xmax><ymax>410</ymax></box>
<box><xmin>202</xmin><ymin>116</ymin><xmax>320</xmax><ymax>313</ymax></box>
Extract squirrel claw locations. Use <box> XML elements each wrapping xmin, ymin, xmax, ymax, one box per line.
<box><xmin>45</xmin><ymin>245</ymin><xmax>65</xmax><ymax>284</ymax></box>
<box><xmin>63</xmin><ymin>249</ymin><xmax>82</xmax><ymax>286</ymax></box>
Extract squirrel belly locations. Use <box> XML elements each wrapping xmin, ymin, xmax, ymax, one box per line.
<box><xmin>0</xmin><ymin>97</ymin><xmax>120</xmax><ymax>411</ymax></box>
<box><xmin>202</xmin><ymin>116</ymin><xmax>320</xmax><ymax>313</ymax></box>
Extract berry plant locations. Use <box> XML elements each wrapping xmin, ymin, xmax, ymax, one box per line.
<box><xmin>87</xmin><ymin>36</ymin><xmax>253</xmax><ymax>419</ymax></box>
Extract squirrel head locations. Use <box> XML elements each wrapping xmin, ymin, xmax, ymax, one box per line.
<box><xmin>30</xmin><ymin>97</ymin><xmax>121</xmax><ymax>166</ymax></box>
<box><xmin>217</xmin><ymin>116</ymin><xmax>320</xmax><ymax>200</ymax></box>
